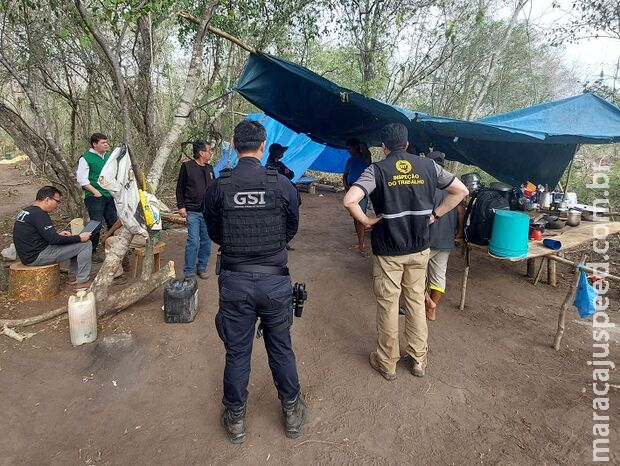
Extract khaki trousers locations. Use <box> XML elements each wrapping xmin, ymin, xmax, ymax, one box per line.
<box><xmin>373</xmin><ymin>249</ymin><xmax>429</xmax><ymax>373</ymax></box>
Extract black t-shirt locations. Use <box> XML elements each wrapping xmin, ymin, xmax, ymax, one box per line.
<box><xmin>13</xmin><ymin>205</ymin><xmax>80</xmax><ymax>264</ymax></box>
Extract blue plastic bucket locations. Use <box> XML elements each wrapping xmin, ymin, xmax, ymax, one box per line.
<box><xmin>489</xmin><ymin>210</ymin><xmax>529</xmax><ymax>259</ymax></box>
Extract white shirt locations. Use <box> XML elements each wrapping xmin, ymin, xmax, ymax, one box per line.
<box><xmin>76</xmin><ymin>149</ymin><xmax>106</xmax><ymax>187</ymax></box>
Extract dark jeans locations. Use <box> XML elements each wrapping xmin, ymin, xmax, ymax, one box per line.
<box><xmin>216</xmin><ymin>270</ymin><xmax>300</xmax><ymax>409</ymax></box>
<box><xmin>84</xmin><ymin>196</ymin><xmax>118</xmax><ymax>252</ymax></box>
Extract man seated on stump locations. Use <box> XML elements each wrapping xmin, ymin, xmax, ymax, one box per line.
<box><xmin>12</xmin><ymin>186</ymin><xmax>93</xmax><ymax>286</ymax></box>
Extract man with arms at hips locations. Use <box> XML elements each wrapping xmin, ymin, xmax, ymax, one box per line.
<box><xmin>13</xmin><ymin>186</ymin><xmax>93</xmax><ymax>286</ymax></box>
<box><xmin>343</xmin><ymin>123</ymin><xmax>468</xmax><ymax>380</ymax></box>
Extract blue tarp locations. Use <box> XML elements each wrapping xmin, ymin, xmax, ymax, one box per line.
<box><xmin>214</xmin><ymin>114</ymin><xmax>350</xmax><ymax>181</ymax></box>
<box><xmin>235</xmin><ymin>52</ymin><xmax>620</xmax><ymax>187</ymax></box>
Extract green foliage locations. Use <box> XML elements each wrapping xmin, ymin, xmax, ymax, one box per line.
<box><xmin>0</xmin><ymin>0</ymin><xmax>617</xmax><ymax>208</ymax></box>
<box><xmin>563</xmin><ymin>145</ymin><xmax>620</xmax><ymax>209</ymax></box>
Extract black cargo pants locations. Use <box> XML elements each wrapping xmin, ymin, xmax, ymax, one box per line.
<box><xmin>215</xmin><ymin>270</ymin><xmax>300</xmax><ymax>409</ymax></box>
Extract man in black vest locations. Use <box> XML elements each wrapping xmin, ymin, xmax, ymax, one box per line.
<box><xmin>204</xmin><ymin>120</ymin><xmax>305</xmax><ymax>444</ymax></box>
<box><xmin>343</xmin><ymin>123</ymin><xmax>468</xmax><ymax>380</ymax></box>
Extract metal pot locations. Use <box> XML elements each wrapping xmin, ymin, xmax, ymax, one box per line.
<box><xmin>461</xmin><ymin>172</ymin><xmax>482</xmax><ymax>193</ymax></box>
<box><xmin>567</xmin><ymin>209</ymin><xmax>581</xmax><ymax>227</ymax></box>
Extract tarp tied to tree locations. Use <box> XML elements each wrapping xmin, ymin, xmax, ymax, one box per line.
<box><xmin>235</xmin><ymin>52</ymin><xmax>620</xmax><ymax>187</ymax></box>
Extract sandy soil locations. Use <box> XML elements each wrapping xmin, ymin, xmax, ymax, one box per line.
<box><xmin>1</xmin><ymin>180</ymin><xmax>619</xmax><ymax>465</ymax></box>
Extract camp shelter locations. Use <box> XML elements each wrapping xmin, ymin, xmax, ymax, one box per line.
<box><xmin>214</xmin><ymin>113</ymin><xmax>350</xmax><ymax>181</ymax></box>
<box><xmin>235</xmin><ymin>52</ymin><xmax>620</xmax><ymax>188</ymax></box>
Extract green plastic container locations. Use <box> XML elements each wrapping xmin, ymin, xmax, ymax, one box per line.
<box><xmin>489</xmin><ymin>210</ymin><xmax>529</xmax><ymax>259</ymax></box>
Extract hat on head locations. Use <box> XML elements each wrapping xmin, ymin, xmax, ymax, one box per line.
<box><xmin>269</xmin><ymin>143</ymin><xmax>288</xmax><ymax>155</ymax></box>
<box><xmin>427</xmin><ymin>150</ymin><xmax>446</xmax><ymax>167</ymax></box>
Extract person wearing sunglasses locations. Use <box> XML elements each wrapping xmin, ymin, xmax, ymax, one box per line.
<box><xmin>13</xmin><ymin>186</ymin><xmax>93</xmax><ymax>287</ymax></box>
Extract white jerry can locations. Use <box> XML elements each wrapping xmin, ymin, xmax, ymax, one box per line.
<box><xmin>68</xmin><ymin>290</ymin><xmax>97</xmax><ymax>345</ymax></box>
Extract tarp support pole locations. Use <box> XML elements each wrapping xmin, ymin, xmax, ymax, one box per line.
<box><xmin>561</xmin><ymin>145</ymin><xmax>578</xmax><ymax>199</ymax></box>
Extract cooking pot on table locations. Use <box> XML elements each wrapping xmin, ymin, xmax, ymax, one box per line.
<box><xmin>461</xmin><ymin>172</ymin><xmax>482</xmax><ymax>193</ymax></box>
<box><xmin>567</xmin><ymin>209</ymin><xmax>581</xmax><ymax>227</ymax></box>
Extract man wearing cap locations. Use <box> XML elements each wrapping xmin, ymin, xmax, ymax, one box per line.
<box><xmin>266</xmin><ymin>143</ymin><xmax>295</xmax><ymax>180</ymax></box>
<box><xmin>205</xmin><ymin>120</ymin><xmax>305</xmax><ymax>443</ymax></box>
<box><xmin>425</xmin><ymin>150</ymin><xmax>465</xmax><ymax>321</ymax></box>
<box><xmin>343</xmin><ymin>123</ymin><xmax>468</xmax><ymax>380</ymax></box>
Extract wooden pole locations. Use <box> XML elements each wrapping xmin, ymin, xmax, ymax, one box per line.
<box><xmin>547</xmin><ymin>258</ymin><xmax>557</xmax><ymax>287</ymax></box>
<box><xmin>547</xmin><ymin>254</ymin><xmax>620</xmax><ymax>283</ymax></box>
<box><xmin>553</xmin><ymin>253</ymin><xmax>586</xmax><ymax>351</ymax></box>
<box><xmin>459</xmin><ymin>247</ymin><xmax>470</xmax><ymax>311</ymax></box>
<box><xmin>179</xmin><ymin>12</ymin><xmax>257</xmax><ymax>54</ymax></box>
<box><xmin>561</xmin><ymin>155</ymin><xmax>575</xmax><ymax>201</ymax></box>
<box><xmin>533</xmin><ymin>257</ymin><xmax>546</xmax><ymax>285</ymax></box>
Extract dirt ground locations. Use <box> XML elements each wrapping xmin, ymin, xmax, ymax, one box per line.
<box><xmin>1</xmin><ymin>167</ymin><xmax>619</xmax><ymax>465</ymax></box>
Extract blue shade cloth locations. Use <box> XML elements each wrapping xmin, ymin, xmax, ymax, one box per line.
<box><xmin>235</xmin><ymin>52</ymin><xmax>620</xmax><ymax>188</ymax></box>
<box><xmin>214</xmin><ymin>114</ymin><xmax>350</xmax><ymax>180</ymax></box>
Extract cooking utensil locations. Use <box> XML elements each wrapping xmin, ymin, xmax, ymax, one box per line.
<box><xmin>461</xmin><ymin>172</ymin><xmax>482</xmax><ymax>193</ymax></box>
<box><xmin>541</xmin><ymin>192</ymin><xmax>553</xmax><ymax>209</ymax></box>
<box><xmin>567</xmin><ymin>209</ymin><xmax>581</xmax><ymax>227</ymax></box>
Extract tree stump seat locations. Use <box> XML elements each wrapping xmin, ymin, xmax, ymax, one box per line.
<box><xmin>9</xmin><ymin>262</ymin><xmax>60</xmax><ymax>301</ymax></box>
<box><xmin>130</xmin><ymin>241</ymin><xmax>166</xmax><ymax>278</ymax></box>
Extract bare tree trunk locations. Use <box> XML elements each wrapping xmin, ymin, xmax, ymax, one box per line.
<box><xmin>90</xmin><ymin>228</ymin><xmax>134</xmax><ymax>302</ymax></box>
<box><xmin>146</xmin><ymin>5</ymin><xmax>218</xmax><ymax>191</ymax></box>
<box><xmin>463</xmin><ymin>0</ymin><xmax>528</xmax><ymax>120</ymax></box>
<box><xmin>0</xmin><ymin>103</ymin><xmax>84</xmax><ymax>217</ymax></box>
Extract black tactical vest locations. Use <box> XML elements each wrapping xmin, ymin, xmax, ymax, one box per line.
<box><xmin>219</xmin><ymin>167</ymin><xmax>286</xmax><ymax>256</ymax></box>
<box><xmin>369</xmin><ymin>150</ymin><xmax>438</xmax><ymax>255</ymax></box>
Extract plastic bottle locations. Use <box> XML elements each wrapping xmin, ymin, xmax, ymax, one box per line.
<box><xmin>68</xmin><ymin>290</ymin><xmax>97</xmax><ymax>345</ymax></box>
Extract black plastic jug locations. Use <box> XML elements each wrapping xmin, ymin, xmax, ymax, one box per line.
<box><xmin>164</xmin><ymin>277</ymin><xmax>199</xmax><ymax>323</ymax></box>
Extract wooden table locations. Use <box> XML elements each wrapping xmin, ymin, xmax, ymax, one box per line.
<box><xmin>458</xmin><ymin>221</ymin><xmax>620</xmax><ymax>349</ymax></box>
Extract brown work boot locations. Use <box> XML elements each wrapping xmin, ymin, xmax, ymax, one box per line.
<box><xmin>369</xmin><ymin>352</ymin><xmax>397</xmax><ymax>381</ymax></box>
<box><xmin>221</xmin><ymin>404</ymin><xmax>246</xmax><ymax>444</ymax></box>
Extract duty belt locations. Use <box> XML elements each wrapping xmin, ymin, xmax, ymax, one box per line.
<box><xmin>221</xmin><ymin>264</ymin><xmax>289</xmax><ymax>276</ymax></box>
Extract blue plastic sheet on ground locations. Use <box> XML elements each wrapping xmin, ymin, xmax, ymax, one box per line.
<box><xmin>573</xmin><ymin>270</ymin><xmax>598</xmax><ymax>319</ymax></box>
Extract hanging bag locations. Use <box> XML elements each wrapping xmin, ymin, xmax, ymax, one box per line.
<box><xmin>573</xmin><ymin>270</ymin><xmax>598</xmax><ymax>319</ymax></box>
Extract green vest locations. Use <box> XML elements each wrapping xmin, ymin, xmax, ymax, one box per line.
<box><xmin>82</xmin><ymin>150</ymin><xmax>111</xmax><ymax>198</ymax></box>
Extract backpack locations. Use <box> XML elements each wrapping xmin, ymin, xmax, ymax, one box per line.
<box><xmin>464</xmin><ymin>189</ymin><xmax>510</xmax><ymax>245</ymax></box>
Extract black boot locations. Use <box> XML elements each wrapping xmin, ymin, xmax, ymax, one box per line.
<box><xmin>282</xmin><ymin>394</ymin><xmax>306</xmax><ymax>439</ymax></box>
<box><xmin>221</xmin><ymin>405</ymin><xmax>246</xmax><ymax>444</ymax></box>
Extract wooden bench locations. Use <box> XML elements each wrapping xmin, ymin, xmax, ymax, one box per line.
<box><xmin>9</xmin><ymin>262</ymin><xmax>60</xmax><ymax>301</ymax></box>
<box><xmin>130</xmin><ymin>241</ymin><xmax>166</xmax><ymax>278</ymax></box>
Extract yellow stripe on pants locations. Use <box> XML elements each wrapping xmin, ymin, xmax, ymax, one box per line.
<box><xmin>372</xmin><ymin>249</ymin><xmax>430</xmax><ymax>373</ymax></box>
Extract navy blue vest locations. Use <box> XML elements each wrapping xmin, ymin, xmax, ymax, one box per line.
<box><xmin>369</xmin><ymin>150</ymin><xmax>438</xmax><ymax>255</ymax></box>
<box><xmin>219</xmin><ymin>167</ymin><xmax>286</xmax><ymax>256</ymax></box>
